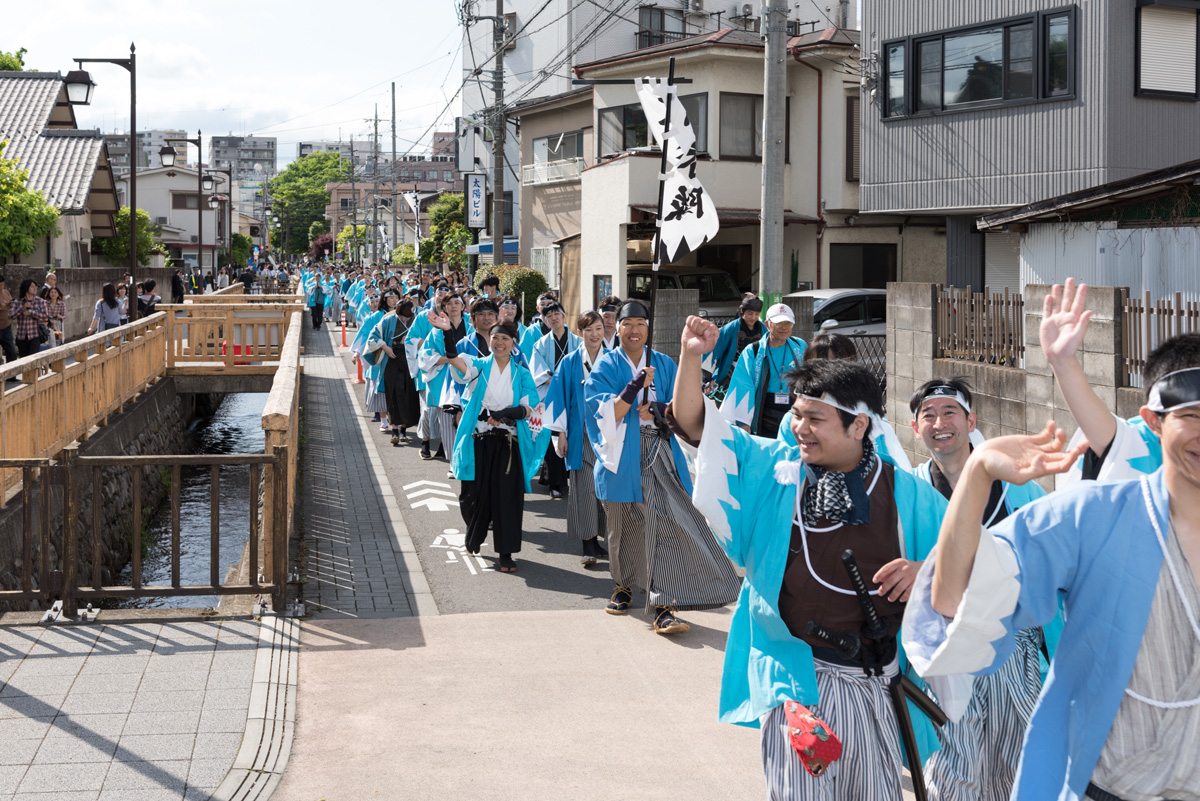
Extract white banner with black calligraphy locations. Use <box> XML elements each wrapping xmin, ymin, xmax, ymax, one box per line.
<box><xmin>636</xmin><ymin>77</ymin><xmax>719</xmax><ymax>268</ymax></box>
<box><xmin>404</xmin><ymin>192</ymin><xmax>422</xmax><ymax>243</ymax></box>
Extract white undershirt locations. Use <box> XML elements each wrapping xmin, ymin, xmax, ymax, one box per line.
<box><xmin>477</xmin><ymin>359</ymin><xmax>516</xmax><ymax>433</ymax></box>
<box><xmin>617</xmin><ymin>347</ymin><xmax>656</xmax><ymax>427</ymax></box>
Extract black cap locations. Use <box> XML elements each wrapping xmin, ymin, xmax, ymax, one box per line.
<box><xmin>489</xmin><ymin>323</ymin><xmax>518</xmax><ymax>339</ymax></box>
<box><xmin>616</xmin><ymin>300</ymin><xmax>650</xmax><ymax>322</ymax></box>
<box><xmin>740</xmin><ymin>297</ymin><xmax>764</xmax><ymax>313</ymax></box>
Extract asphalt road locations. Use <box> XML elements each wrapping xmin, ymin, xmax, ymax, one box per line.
<box><xmin>325</xmin><ymin>326</ymin><xmax>649</xmax><ymax>616</ymax></box>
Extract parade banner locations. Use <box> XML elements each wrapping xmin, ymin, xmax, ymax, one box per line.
<box><xmin>635</xmin><ymin>77</ymin><xmax>719</xmax><ymax>268</ymax></box>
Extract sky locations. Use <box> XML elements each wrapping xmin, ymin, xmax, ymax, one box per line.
<box><xmin>6</xmin><ymin>0</ymin><xmax>465</xmax><ymax>169</ymax></box>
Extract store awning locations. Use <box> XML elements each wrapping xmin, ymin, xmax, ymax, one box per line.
<box><xmin>466</xmin><ymin>238</ymin><xmax>520</xmax><ymax>255</ymax></box>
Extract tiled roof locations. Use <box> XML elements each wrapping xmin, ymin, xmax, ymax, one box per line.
<box><xmin>575</xmin><ymin>28</ymin><xmax>764</xmax><ymax>74</ymax></box>
<box><xmin>788</xmin><ymin>27</ymin><xmax>860</xmax><ymax>51</ymax></box>
<box><xmin>0</xmin><ymin>71</ymin><xmax>105</xmax><ymax>213</ymax></box>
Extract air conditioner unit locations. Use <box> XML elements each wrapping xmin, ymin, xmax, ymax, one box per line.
<box><xmin>686</xmin><ymin>0</ymin><xmax>705</xmax><ymax>12</ymax></box>
<box><xmin>155</xmin><ymin>216</ymin><xmax>168</xmax><ymax>225</ymax></box>
<box><xmin>190</xmin><ymin>235</ymin><xmax>198</xmax><ymax>243</ymax></box>
<box><xmin>742</xmin><ymin>2</ymin><xmax>753</xmax><ymax>16</ymax></box>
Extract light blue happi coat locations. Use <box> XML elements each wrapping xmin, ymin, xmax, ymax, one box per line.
<box><xmin>1057</xmin><ymin>413</ymin><xmax>1162</xmax><ymax>486</ymax></box>
<box><xmin>519</xmin><ymin>322</ymin><xmax>546</xmax><ymax>364</ymax></box>
<box><xmin>709</xmin><ymin>317</ymin><xmax>761</xmax><ymax>384</ymax></box>
<box><xmin>531</xmin><ymin>329</ymin><xmax>582</xmax><ymax>402</ymax></box>
<box><xmin>544</xmin><ymin>346</ymin><xmax>595</xmax><ymax>471</ymax></box>
<box><xmin>363</xmin><ymin>312</ymin><xmax>397</xmax><ymax>385</ymax></box>
<box><xmin>904</xmin><ymin>469</ymin><xmax>1178</xmax><ymax>801</ymax></box>
<box><xmin>720</xmin><ymin>334</ymin><xmax>807</xmax><ymax>434</ymax></box>
<box><xmin>351</xmin><ymin>309</ymin><xmax>385</xmax><ymax>357</ymax></box>
<box><xmin>449</xmin><ymin>354</ymin><xmax>549</xmax><ymax>493</ymax></box>
<box><xmin>583</xmin><ymin>347</ymin><xmax>692</xmax><ymax>503</ymax></box>
<box><xmin>682</xmin><ymin>400</ymin><xmax>947</xmax><ymax>763</ymax></box>
<box><xmin>406</xmin><ymin>310</ymin><xmax>435</xmax><ymax>392</ymax></box>
<box><xmin>421</xmin><ymin>324</ymin><xmax>472</xmax><ymax>407</ymax></box>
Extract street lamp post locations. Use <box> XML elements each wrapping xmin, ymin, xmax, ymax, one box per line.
<box><xmin>205</xmin><ymin>168</ymin><xmax>234</xmax><ymax>269</ymax></box>
<box><xmin>68</xmin><ymin>43</ymin><xmax>138</xmax><ymax>321</ymax></box>
<box><xmin>160</xmin><ymin>133</ymin><xmax>206</xmax><ymax>281</ymax></box>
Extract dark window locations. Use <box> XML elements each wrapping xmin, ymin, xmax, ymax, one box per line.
<box><xmin>680</xmin><ymin>93</ymin><xmax>708</xmax><ymax>153</ymax></box>
<box><xmin>172</xmin><ymin>193</ymin><xmax>198</xmax><ymax>210</ymax></box>
<box><xmin>598</xmin><ymin>103</ymin><xmax>648</xmax><ymax>157</ymax></box>
<box><xmin>867</xmin><ymin>296</ymin><xmax>887</xmax><ymax>323</ymax></box>
<box><xmin>1045</xmin><ymin>13</ymin><xmax>1072</xmax><ymax>97</ymax></box>
<box><xmin>627</xmin><ymin>273</ymin><xmax>654</xmax><ymax>299</ymax></box>
<box><xmin>885</xmin><ymin>41</ymin><xmax>906</xmax><ymax>116</ymax></box>
<box><xmin>638</xmin><ymin>7</ymin><xmax>686</xmax><ymax>48</ymax></box>
<box><xmin>845</xmin><ymin>95</ymin><xmax>860</xmax><ymax>181</ymax></box>
<box><xmin>883</xmin><ymin>7</ymin><xmax>1075</xmax><ymax>117</ymax></box>
<box><xmin>413</xmin><ymin>170</ymin><xmax>424</xmax><ymax>181</ymax></box>
<box><xmin>502</xmin><ymin>190</ymin><xmax>513</xmax><ymax>237</ymax></box>
<box><xmin>534</xmin><ymin>131</ymin><xmax>584</xmax><ymax>164</ymax></box>
<box><xmin>339</xmin><ymin>198</ymin><xmax>352</xmax><ymax>210</ymax></box>
<box><xmin>815</xmin><ymin>297</ymin><xmax>867</xmax><ymax>327</ymax></box>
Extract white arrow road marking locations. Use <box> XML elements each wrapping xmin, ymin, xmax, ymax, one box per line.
<box><xmin>403</xmin><ymin>480</ymin><xmax>452</xmax><ymax>490</ymax></box>
<box><xmin>407</xmin><ymin>488</ymin><xmax>458</xmax><ymax>499</ymax></box>
<box><xmin>412</xmin><ymin>497</ymin><xmax>460</xmax><ymax>512</ymax></box>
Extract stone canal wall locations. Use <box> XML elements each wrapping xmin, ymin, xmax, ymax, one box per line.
<box><xmin>0</xmin><ymin>378</ymin><xmax>219</xmax><ymax>610</ymax></box>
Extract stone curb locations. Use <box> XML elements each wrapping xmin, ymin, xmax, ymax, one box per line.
<box><xmin>328</xmin><ymin>328</ymin><xmax>440</xmax><ymax>617</ymax></box>
<box><xmin>207</xmin><ymin>614</ymin><xmax>298</xmax><ymax>801</ymax></box>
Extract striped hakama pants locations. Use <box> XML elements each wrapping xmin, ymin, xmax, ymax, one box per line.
<box><xmin>760</xmin><ymin>659</ymin><xmax>904</xmax><ymax>801</ymax></box>
<box><xmin>924</xmin><ymin>627</ymin><xmax>1044</xmax><ymax>801</ymax></box>
<box><xmin>437</xmin><ymin>408</ymin><xmax>460</xmax><ymax>457</ymax></box>
<box><xmin>417</xmin><ymin>389</ymin><xmax>441</xmax><ymax>442</ymax></box>
<box><xmin>601</xmin><ymin>427</ymin><xmax>741</xmax><ymax>611</ymax></box>
<box><xmin>364</xmin><ymin>378</ymin><xmax>388</xmax><ymax>414</ymax></box>
<box><xmin>567</xmin><ymin>437</ymin><xmax>605</xmax><ymax>542</ymax></box>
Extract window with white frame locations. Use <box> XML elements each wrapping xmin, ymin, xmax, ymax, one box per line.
<box><xmin>533</xmin><ymin>131</ymin><xmax>584</xmax><ymax>164</ymax></box>
<box><xmin>597</xmin><ymin>93</ymin><xmax>706</xmax><ymax>158</ymax></box>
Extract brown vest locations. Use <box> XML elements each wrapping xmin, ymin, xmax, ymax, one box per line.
<box><xmin>777</xmin><ymin>461</ymin><xmax>906</xmax><ymax>650</ymax></box>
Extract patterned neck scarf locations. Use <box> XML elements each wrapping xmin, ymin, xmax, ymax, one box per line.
<box><xmin>802</xmin><ymin>439</ymin><xmax>877</xmax><ymax>528</ymax></box>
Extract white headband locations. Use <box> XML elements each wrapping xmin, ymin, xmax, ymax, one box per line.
<box><xmin>917</xmin><ymin>385</ymin><xmax>972</xmax><ymax>415</ymax></box>
<box><xmin>797</xmin><ymin>394</ymin><xmax>912</xmax><ymax>472</ymax></box>
<box><xmin>1147</xmin><ymin>367</ymin><xmax>1200</xmax><ymax>414</ymax></box>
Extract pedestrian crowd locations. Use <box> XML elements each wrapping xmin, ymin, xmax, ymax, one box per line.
<box><xmin>314</xmin><ymin>263</ymin><xmax>1200</xmax><ymax>801</ymax></box>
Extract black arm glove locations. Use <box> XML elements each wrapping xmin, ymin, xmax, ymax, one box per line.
<box><xmin>618</xmin><ymin>369</ymin><xmax>648</xmax><ymax>405</ymax></box>
<box><xmin>489</xmin><ymin>405</ymin><xmax>528</xmax><ymax>423</ymax></box>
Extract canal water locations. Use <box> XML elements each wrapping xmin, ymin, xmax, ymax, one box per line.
<box><xmin>110</xmin><ymin>392</ymin><xmax>269</xmax><ymax>608</ymax></box>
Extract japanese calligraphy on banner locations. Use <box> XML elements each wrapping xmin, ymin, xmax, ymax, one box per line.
<box><xmin>403</xmin><ymin>192</ymin><xmax>422</xmax><ymax>243</ymax></box>
<box><xmin>465</xmin><ymin>173</ymin><xmax>487</xmax><ymax>230</ymax></box>
<box><xmin>636</xmin><ymin>77</ymin><xmax>719</xmax><ymax>269</ymax></box>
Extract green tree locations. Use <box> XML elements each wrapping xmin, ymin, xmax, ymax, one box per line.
<box><xmin>418</xmin><ymin>238</ymin><xmax>438</xmax><ymax>264</ymax></box>
<box><xmin>440</xmin><ymin>223</ymin><xmax>472</xmax><ymax>272</ymax></box>
<box><xmin>231</xmin><ymin>233</ymin><xmax>252</xmax><ymax>268</ymax></box>
<box><xmin>307</xmin><ymin>218</ymin><xmax>330</xmax><ymax>248</ymax></box>
<box><xmin>391</xmin><ymin>243</ymin><xmax>416</xmax><ymax>265</ymax></box>
<box><xmin>267</xmin><ymin>151</ymin><xmax>351</xmax><ymax>255</ymax></box>
<box><xmin>336</xmin><ymin>224</ymin><xmax>367</xmax><ymax>258</ymax></box>
<box><xmin>96</xmin><ymin>206</ymin><xmax>162</xmax><ymax>268</ymax></box>
<box><xmin>0</xmin><ymin>48</ymin><xmax>32</xmax><ymax>71</ymax></box>
<box><xmin>424</xmin><ymin>192</ymin><xmax>465</xmax><ymax>263</ymax></box>
<box><xmin>0</xmin><ymin>139</ymin><xmax>59</xmax><ymax>260</ymax></box>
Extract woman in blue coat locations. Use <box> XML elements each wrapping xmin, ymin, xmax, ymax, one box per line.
<box><xmin>545</xmin><ymin>311</ymin><xmax>609</xmax><ymax>565</ymax></box>
<box><xmin>436</xmin><ymin>319</ymin><xmax>548</xmax><ymax>574</ymax></box>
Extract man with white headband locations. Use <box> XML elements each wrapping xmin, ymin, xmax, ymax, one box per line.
<box><xmin>908</xmin><ymin>377</ymin><xmax>1050</xmax><ymax>801</ymax></box>
<box><xmin>902</xmin><ymin>331</ymin><xmax>1200</xmax><ymax>799</ymax></box>
<box><xmin>669</xmin><ymin>315</ymin><xmax>949</xmax><ymax>801</ymax></box>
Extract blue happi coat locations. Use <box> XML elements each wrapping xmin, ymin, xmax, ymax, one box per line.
<box><xmin>363</xmin><ymin>312</ymin><xmax>402</xmax><ymax>388</ymax></box>
<box><xmin>531</xmin><ymin>329</ymin><xmax>582</xmax><ymax>402</ymax></box>
<box><xmin>904</xmin><ymin>469</ymin><xmax>1179</xmax><ymax>801</ymax></box>
<box><xmin>449</xmin><ymin>354</ymin><xmax>549</xmax><ymax>492</ymax></box>
<box><xmin>420</xmin><ymin>323</ymin><xmax>472</xmax><ymax>407</ymax></box>
<box><xmin>1057</xmin><ymin>412</ymin><xmax>1162</xmax><ymax>487</ymax></box>
<box><xmin>519</xmin><ymin>322</ymin><xmax>547</xmax><ymax>363</ymax></box>
<box><xmin>543</xmin><ymin>346</ymin><xmax>597</xmax><ymax>471</ymax></box>
<box><xmin>683</xmin><ymin>398</ymin><xmax>947</xmax><ymax>762</ymax></box>
<box><xmin>709</xmin><ymin>317</ymin><xmax>763</xmax><ymax>384</ymax></box>
<box><xmin>583</xmin><ymin>347</ymin><xmax>692</xmax><ymax>503</ymax></box>
<box><xmin>406</xmin><ymin>310</ymin><xmax>436</xmax><ymax>392</ymax></box>
<box><xmin>720</xmin><ymin>334</ymin><xmax>807</xmax><ymax>434</ymax></box>
<box><xmin>351</xmin><ymin>309</ymin><xmax>385</xmax><ymax>357</ymax></box>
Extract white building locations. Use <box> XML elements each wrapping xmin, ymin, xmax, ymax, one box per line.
<box><xmin>459</xmin><ymin>0</ymin><xmax>856</xmax><ymax>260</ymax></box>
<box><xmin>116</xmin><ymin>166</ymin><xmax>232</xmax><ymax>272</ymax></box>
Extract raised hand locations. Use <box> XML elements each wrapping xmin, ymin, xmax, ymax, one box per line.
<box><xmin>681</xmin><ymin>315</ymin><xmax>720</xmax><ymax>356</ymax></box>
<box><xmin>428</xmin><ymin>309</ymin><xmax>451</xmax><ymax>331</ymax></box>
<box><xmin>1040</xmin><ymin>278</ymin><xmax>1092</xmax><ymax>366</ymax></box>
<box><xmin>970</xmin><ymin>421</ymin><xmax>1089</xmax><ymax>486</ymax></box>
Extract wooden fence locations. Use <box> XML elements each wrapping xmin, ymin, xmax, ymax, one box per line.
<box><xmin>162</xmin><ymin>302</ymin><xmax>304</xmax><ymax>374</ymax></box>
<box><xmin>261</xmin><ymin>311</ymin><xmax>303</xmax><ymax>574</ymax></box>
<box><xmin>935</xmin><ymin>286</ymin><xmax>1025</xmax><ymax>368</ymax></box>
<box><xmin>1122</xmin><ymin>290</ymin><xmax>1200</xmax><ymax>387</ymax></box>
<box><xmin>0</xmin><ymin>314</ymin><xmax>167</xmax><ymax>506</ymax></box>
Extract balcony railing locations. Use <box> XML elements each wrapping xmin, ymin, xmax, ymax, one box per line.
<box><xmin>636</xmin><ymin>28</ymin><xmax>690</xmax><ymax>49</ymax></box>
<box><xmin>522</xmin><ymin>157</ymin><xmax>585</xmax><ymax>186</ymax></box>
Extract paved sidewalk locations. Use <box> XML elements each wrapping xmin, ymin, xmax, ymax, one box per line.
<box><xmin>298</xmin><ymin>322</ymin><xmax>433</xmax><ymax>619</ymax></box>
<box><xmin>0</xmin><ymin>618</ymin><xmax>257</xmax><ymax>801</ymax></box>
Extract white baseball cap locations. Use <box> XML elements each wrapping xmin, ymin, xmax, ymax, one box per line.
<box><xmin>765</xmin><ymin>303</ymin><xmax>795</xmax><ymax>324</ymax></box>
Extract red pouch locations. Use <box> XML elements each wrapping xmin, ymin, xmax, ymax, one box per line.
<box><xmin>782</xmin><ymin>700</ymin><xmax>843</xmax><ymax>778</ymax></box>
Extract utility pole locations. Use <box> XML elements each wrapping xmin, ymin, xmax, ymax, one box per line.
<box><xmin>391</xmin><ymin>83</ymin><xmax>398</xmax><ymax>263</ymax></box>
<box><xmin>759</xmin><ymin>0</ymin><xmax>787</xmax><ymax>295</ymax></box>
<box><xmin>491</xmin><ymin>0</ymin><xmax>506</xmax><ymax>266</ymax></box>
<box><xmin>372</xmin><ymin>105</ymin><xmax>380</xmax><ymax>266</ymax></box>
<box><xmin>350</xmin><ymin>136</ymin><xmax>358</xmax><ymax>265</ymax></box>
